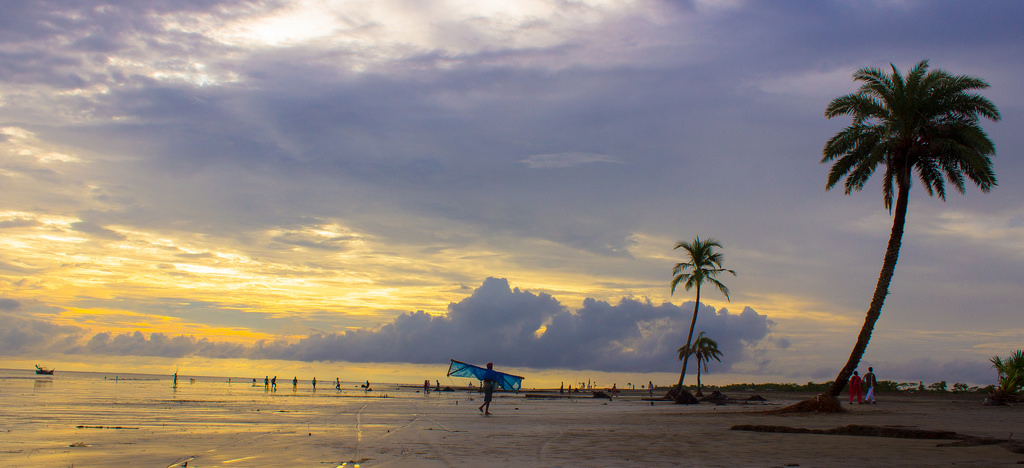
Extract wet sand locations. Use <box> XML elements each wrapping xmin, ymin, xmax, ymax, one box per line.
<box><xmin>2</xmin><ymin>374</ymin><xmax>1022</xmax><ymax>467</ymax></box>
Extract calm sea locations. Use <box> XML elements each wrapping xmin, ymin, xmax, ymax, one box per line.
<box><xmin>0</xmin><ymin>367</ymin><xmax>471</xmax><ymax>465</ymax></box>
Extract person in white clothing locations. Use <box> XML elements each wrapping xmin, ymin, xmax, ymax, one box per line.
<box><xmin>863</xmin><ymin>367</ymin><xmax>878</xmax><ymax>403</ymax></box>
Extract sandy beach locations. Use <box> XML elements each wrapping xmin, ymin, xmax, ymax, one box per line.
<box><xmin>2</xmin><ymin>371</ymin><xmax>1022</xmax><ymax>467</ymax></box>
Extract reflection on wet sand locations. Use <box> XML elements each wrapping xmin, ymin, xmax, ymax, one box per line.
<box><xmin>1</xmin><ymin>369</ymin><xmax>1021</xmax><ymax>467</ymax></box>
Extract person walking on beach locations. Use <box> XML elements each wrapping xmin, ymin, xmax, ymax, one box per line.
<box><xmin>312</xmin><ymin>377</ymin><xmax>317</xmax><ymax>391</ymax></box>
<box><xmin>848</xmin><ymin>371</ymin><xmax>863</xmax><ymax>404</ymax></box>
<box><xmin>292</xmin><ymin>376</ymin><xmax>298</xmax><ymax>391</ymax></box>
<box><xmin>264</xmin><ymin>376</ymin><xmax>269</xmax><ymax>389</ymax></box>
<box><xmin>335</xmin><ymin>378</ymin><xmax>341</xmax><ymax>390</ymax></box>
<box><xmin>478</xmin><ymin>362</ymin><xmax>497</xmax><ymax>415</ymax></box>
<box><xmin>863</xmin><ymin>367</ymin><xmax>878</xmax><ymax>404</ymax></box>
<box><xmin>271</xmin><ymin>376</ymin><xmax>277</xmax><ymax>391</ymax></box>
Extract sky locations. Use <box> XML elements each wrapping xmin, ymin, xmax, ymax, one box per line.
<box><xmin>1</xmin><ymin>0</ymin><xmax>1022</xmax><ymax>388</ymax></box>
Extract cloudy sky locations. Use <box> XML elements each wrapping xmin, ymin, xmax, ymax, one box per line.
<box><xmin>1</xmin><ymin>0</ymin><xmax>1022</xmax><ymax>387</ymax></box>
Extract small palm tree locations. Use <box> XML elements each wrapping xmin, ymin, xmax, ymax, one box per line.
<box><xmin>671</xmin><ymin>237</ymin><xmax>735</xmax><ymax>389</ymax></box>
<box><xmin>990</xmin><ymin>350</ymin><xmax>1024</xmax><ymax>404</ymax></box>
<box><xmin>678</xmin><ymin>331</ymin><xmax>722</xmax><ymax>397</ymax></box>
<box><xmin>820</xmin><ymin>60</ymin><xmax>1000</xmax><ymax>400</ymax></box>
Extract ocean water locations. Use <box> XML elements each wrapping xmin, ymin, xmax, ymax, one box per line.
<box><xmin>0</xmin><ymin>368</ymin><xmax>470</xmax><ymax>467</ymax></box>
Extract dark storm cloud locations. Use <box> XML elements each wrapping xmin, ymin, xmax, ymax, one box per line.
<box><xmin>72</xmin><ymin>278</ymin><xmax>773</xmax><ymax>373</ymax></box>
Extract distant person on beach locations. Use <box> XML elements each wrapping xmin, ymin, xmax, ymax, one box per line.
<box><xmin>478</xmin><ymin>362</ymin><xmax>497</xmax><ymax>415</ymax></box>
<box><xmin>293</xmin><ymin>377</ymin><xmax>298</xmax><ymax>390</ymax></box>
<box><xmin>863</xmin><ymin>367</ymin><xmax>878</xmax><ymax>404</ymax></box>
<box><xmin>424</xmin><ymin>379</ymin><xmax>430</xmax><ymax>394</ymax></box>
<box><xmin>335</xmin><ymin>378</ymin><xmax>341</xmax><ymax>390</ymax></box>
<box><xmin>271</xmin><ymin>376</ymin><xmax>277</xmax><ymax>391</ymax></box>
<box><xmin>436</xmin><ymin>380</ymin><xmax>441</xmax><ymax>392</ymax></box>
<box><xmin>264</xmin><ymin>376</ymin><xmax>269</xmax><ymax>389</ymax></box>
<box><xmin>649</xmin><ymin>381</ymin><xmax>654</xmax><ymax>398</ymax></box>
<box><xmin>173</xmin><ymin>371</ymin><xmax>178</xmax><ymax>388</ymax></box>
<box><xmin>848</xmin><ymin>371</ymin><xmax>863</xmax><ymax>404</ymax></box>
<box><xmin>312</xmin><ymin>377</ymin><xmax>317</xmax><ymax>391</ymax></box>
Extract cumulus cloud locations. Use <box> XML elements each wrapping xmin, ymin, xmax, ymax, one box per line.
<box><xmin>0</xmin><ymin>311</ymin><xmax>83</xmax><ymax>355</ymax></box>
<box><xmin>69</xmin><ymin>331</ymin><xmax>249</xmax><ymax>359</ymax></box>
<box><xmin>68</xmin><ymin>278</ymin><xmax>774</xmax><ymax>373</ymax></box>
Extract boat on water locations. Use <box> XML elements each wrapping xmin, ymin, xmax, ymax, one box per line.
<box><xmin>35</xmin><ymin>365</ymin><xmax>55</xmax><ymax>375</ymax></box>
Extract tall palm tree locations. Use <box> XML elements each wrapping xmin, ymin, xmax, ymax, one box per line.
<box><xmin>821</xmin><ymin>60</ymin><xmax>1000</xmax><ymax>398</ymax></box>
<box><xmin>678</xmin><ymin>331</ymin><xmax>722</xmax><ymax>396</ymax></box>
<box><xmin>671</xmin><ymin>237</ymin><xmax>735</xmax><ymax>389</ymax></box>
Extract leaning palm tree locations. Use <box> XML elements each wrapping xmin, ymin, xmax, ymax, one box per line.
<box><xmin>678</xmin><ymin>331</ymin><xmax>722</xmax><ymax>397</ymax></box>
<box><xmin>819</xmin><ymin>60</ymin><xmax>1000</xmax><ymax>402</ymax></box>
<box><xmin>671</xmin><ymin>237</ymin><xmax>735</xmax><ymax>390</ymax></box>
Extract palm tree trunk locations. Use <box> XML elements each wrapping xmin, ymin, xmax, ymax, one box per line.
<box><xmin>696</xmin><ymin>361</ymin><xmax>703</xmax><ymax>396</ymax></box>
<box><xmin>676</xmin><ymin>285</ymin><xmax>701</xmax><ymax>388</ymax></box>
<box><xmin>826</xmin><ymin>180</ymin><xmax>910</xmax><ymax>397</ymax></box>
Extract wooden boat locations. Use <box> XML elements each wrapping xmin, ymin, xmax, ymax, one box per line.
<box><xmin>35</xmin><ymin>365</ymin><xmax>55</xmax><ymax>375</ymax></box>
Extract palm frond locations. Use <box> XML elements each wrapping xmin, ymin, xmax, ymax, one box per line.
<box><xmin>822</xmin><ymin>60</ymin><xmax>999</xmax><ymax>210</ymax></box>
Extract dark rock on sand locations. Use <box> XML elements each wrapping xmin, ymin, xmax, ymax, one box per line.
<box><xmin>700</xmin><ymin>391</ymin><xmax>731</xmax><ymax>403</ymax></box>
<box><xmin>664</xmin><ymin>387</ymin><xmax>699</xmax><ymax>404</ymax></box>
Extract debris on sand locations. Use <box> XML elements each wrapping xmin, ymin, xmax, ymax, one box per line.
<box><xmin>731</xmin><ymin>424</ymin><xmax>1024</xmax><ymax>454</ymax></box>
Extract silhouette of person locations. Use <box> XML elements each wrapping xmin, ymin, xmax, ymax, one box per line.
<box><xmin>478</xmin><ymin>362</ymin><xmax>497</xmax><ymax>415</ymax></box>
